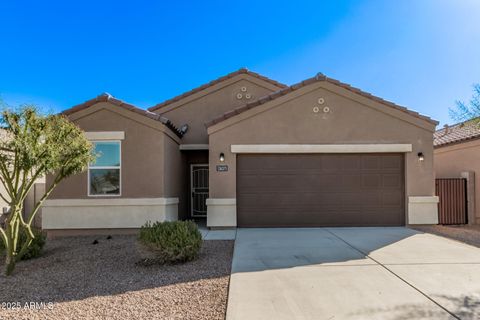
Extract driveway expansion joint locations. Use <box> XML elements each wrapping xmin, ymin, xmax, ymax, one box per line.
<box><xmin>325</xmin><ymin>228</ymin><xmax>462</xmax><ymax>320</ymax></box>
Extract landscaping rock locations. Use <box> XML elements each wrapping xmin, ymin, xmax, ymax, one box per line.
<box><xmin>0</xmin><ymin>235</ymin><xmax>233</xmax><ymax>320</ymax></box>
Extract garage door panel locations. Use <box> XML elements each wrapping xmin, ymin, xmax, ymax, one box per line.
<box><xmin>341</xmin><ymin>191</ymin><xmax>382</xmax><ymax>206</ymax></box>
<box><xmin>237</xmin><ymin>154</ymin><xmax>405</xmax><ymax>227</ymax></box>
<box><xmin>381</xmin><ymin>155</ymin><xmax>403</xmax><ymax>170</ymax></box>
<box><xmin>382</xmin><ymin>174</ymin><xmax>402</xmax><ymax>188</ymax></box>
<box><xmin>341</xmin><ymin>156</ymin><xmax>362</xmax><ymax>171</ymax></box>
<box><xmin>362</xmin><ymin>174</ymin><xmax>382</xmax><ymax>188</ymax></box>
<box><xmin>238</xmin><ymin>192</ymin><xmax>334</xmax><ymax>207</ymax></box>
<box><xmin>239</xmin><ymin>154</ymin><xmax>323</xmax><ymax>170</ymax></box>
<box><xmin>322</xmin><ymin>156</ymin><xmax>343</xmax><ymax>171</ymax></box>
<box><xmin>239</xmin><ymin>173</ymin><xmax>340</xmax><ymax>190</ymax></box>
<box><xmin>237</xmin><ymin>209</ymin><xmax>404</xmax><ymax>227</ymax></box>
<box><xmin>238</xmin><ymin>190</ymin><xmax>399</xmax><ymax>206</ymax></box>
<box><xmin>238</xmin><ymin>190</ymin><xmax>390</xmax><ymax>205</ymax></box>
<box><xmin>382</xmin><ymin>192</ymin><xmax>404</xmax><ymax>206</ymax></box>
<box><xmin>341</xmin><ymin>175</ymin><xmax>362</xmax><ymax>189</ymax></box>
<box><xmin>238</xmin><ymin>192</ymin><xmax>396</xmax><ymax>211</ymax></box>
<box><xmin>362</xmin><ymin>156</ymin><xmax>381</xmax><ymax>170</ymax></box>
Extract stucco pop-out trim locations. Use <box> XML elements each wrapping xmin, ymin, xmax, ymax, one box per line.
<box><xmin>230</xmin><ymin>144</ymin><xmax>413</xmax><ymax>154</ymax></box>
<box><xmin>42</xmin><ymin>198</ymin><xmax>178</xmax><ymax>229</ymax></box>
<box><xmin>43</xmin><ymin>198</ymin><xmax>179</xmax><ymax>207</ymax></box>
<box><xmin>84</xmin><ymin>131</ymin><xmax>125</xmax><ymax>140</ymax></box>
<box><xmin>408</xmin><ymin>196</ymin><xmax>439</xmax><ymax>224</ymax></box>
<box><xmin>206</xmin><ymin>198</ymin><xmax>236</xmax><ymax>228</ymax></box>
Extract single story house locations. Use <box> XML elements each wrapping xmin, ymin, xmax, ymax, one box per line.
<box><xmin>42</xmin><ymin>69</ymin><xmax>439</xmax><ymax>236</ymax></box>
<box><xmin>434</xmin><ymin>121</ymin><xmax>480</xmax><ymax>224</ymax></box>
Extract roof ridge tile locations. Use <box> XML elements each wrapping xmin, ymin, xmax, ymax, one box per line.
<box><xmin>205</xmin><ymin>73</ymin><xmax>438</xmax><ymax>128</ymax></box>
<box><xmin>62</xmin><ymin>94</ymin><xmax>184</xmax><ymax>138</ymax></box>
<box><xmin>148</xmin><ymin>68</ymin><xmax>287</xmax><ymax>112</ymax></box>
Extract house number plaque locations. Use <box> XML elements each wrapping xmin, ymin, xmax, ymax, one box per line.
<box><xmin>216</xmin><ymin>165</ymin><xmax>228</xmax><ymax>172</ymax></box>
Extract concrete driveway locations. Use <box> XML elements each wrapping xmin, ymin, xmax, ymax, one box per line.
<box><xmin>227</xmin><ymin>227</ymin><xmax>480</xmax><ymax>320</ymax></box>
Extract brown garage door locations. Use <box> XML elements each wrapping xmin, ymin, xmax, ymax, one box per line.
<box><xmin>237</xmin><ymin>154</ymin><xmax>405</xmax><ymax>227</ymax></box>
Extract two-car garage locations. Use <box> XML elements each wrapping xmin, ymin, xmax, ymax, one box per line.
<box><xmin>206</xmin><ymin>74</ymin><xmax>439</xmax><ymax>228</ymax></box>
<box><xmin>236</xmin><ymin>153</ymin><xmax>405</xmax><ymax>227</ymax></box>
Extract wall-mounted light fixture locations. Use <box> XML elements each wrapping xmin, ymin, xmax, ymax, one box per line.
<box><xmin>219</xmin><ymin>152</ymin><xmax>225</xmax><ymax>162</ymax></box>
<box><xmin>417</xmin><ymin>152</ymin><xmax>425</xmax><ymax>162</ymax></box>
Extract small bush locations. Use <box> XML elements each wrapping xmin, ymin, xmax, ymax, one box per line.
<box><xmin>0</xmin><ymin>228</ymin><xmax>46</xmax><ymax>260</ymax></box>
<box><xmin>138</xmin><ymin>220</ymin><xmax>202</xmax><ymax>264</ymax></box>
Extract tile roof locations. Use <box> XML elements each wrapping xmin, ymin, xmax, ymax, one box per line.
<box><xmin>206</xmin><ymin>73</ymin><xmax>438</xmax><ymax>128</ymax></box>
<box><xmin>63</xmin><ymin>93</ymin><xmax>184</xmax><ymax>138</ymax></box>
<box><xmin>434</xmin><ymin>119</ymin><xmax>480</xmax><ymax>147</ymax></box>
<box><xmin>148</xmin><ymin>68</ymin><xmax>287</xmax><ymax>112</ymax></box>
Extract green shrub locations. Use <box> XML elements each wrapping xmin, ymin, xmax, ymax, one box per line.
<box><xmin>138</xmin><ymin>220</ymin><xmax>202</xmax><ymax>264</ymax></box>
<box><xmin>0</xmin><ymin>228</ymin><xmax>46</xmax><ymax>260</ymax></box>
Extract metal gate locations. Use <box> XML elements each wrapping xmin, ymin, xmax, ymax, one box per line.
<box><xmin>191</xmin><ymin>164</ymin><xmax>209</xmax><ymax>217</ymax></box>
<box><xmin>435</xmin><ymin>178</ymin><xmax>468</xmax><ymax>225</ymax></box>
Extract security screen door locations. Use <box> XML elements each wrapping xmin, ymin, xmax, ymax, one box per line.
<box><xmin>191</xmin><ymin>164</ymin><xmax>209</xmax><ymax>217</ymax></box>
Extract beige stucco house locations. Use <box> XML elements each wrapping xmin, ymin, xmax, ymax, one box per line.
<box><xmin>43</xmin><ymin>69</ymin><xmax>439</xmax><ymax>236</ymax></box>
<box><xmin>434</xmin><ymin>121</ymin><xmax>480</xmax><ymax>224</ymax></box>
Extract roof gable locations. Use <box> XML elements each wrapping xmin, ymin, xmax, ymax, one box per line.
<box><xmin>63</xmin><ymin>93</ymin><xmax>184</xmax><ymax>138</ymax></box>
<box><xmin>148</xmin><ymin>68</ymin><xmax>286</xmax><ymax>112</ymax></box>
<box><xmin>206</xmin><ymin>73</ymin><xmax>438</xmax><ymax>130</ymax></box>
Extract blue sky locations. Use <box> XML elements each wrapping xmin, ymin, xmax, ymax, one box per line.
<box><xmin>1</xmin><ymin>0</ymin><xmax>479</xmax><ymax>126</ymax></box>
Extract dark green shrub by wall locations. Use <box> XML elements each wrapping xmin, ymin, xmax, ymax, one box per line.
<box><xmin>138</xmin><ymin>220</ymin><xmax>202</xmax><ymax>264</ymax></box>
<box><xmin>0</xmin><ymin>228</ymin><xmax>46</xmax><ymax>260</ymax></box>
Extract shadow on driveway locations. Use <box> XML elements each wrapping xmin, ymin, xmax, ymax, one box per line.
<box><xmin>227</xmin><ymin>227</ymin><xmax>480</xmax><ymax>320</ymax></box>
<box><xmin>232</xmin><ymin>227</ymin><xmax>416</xmax><ymax>273</ymax></box>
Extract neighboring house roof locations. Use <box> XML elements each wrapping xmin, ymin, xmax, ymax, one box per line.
<box><xmin>148</xmin><ymin>68</ymin><xmax>287</xmax><ymax>112</ymax></box>
<box><xmin>63</xmin><ymin>93</ymin><xmax>184</xmax><ymax>138</ymax></box>
<box><xmin>206</xmin><ymin>73</ymin><xmax>438</xmax><ymax>128</ymax></box>
<box><xmin>434</xmin><ymin>119</ymin><xmax>480</xmax><ymax>148</ymax></box>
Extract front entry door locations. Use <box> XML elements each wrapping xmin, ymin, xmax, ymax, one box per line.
<box><xmin>191</xmin><ymin>164</ymin><xmax>209</xmax><ymax>217</ymax></box>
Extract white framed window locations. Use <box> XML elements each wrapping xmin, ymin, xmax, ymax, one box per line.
<box><xmin>88</xmin><ymin>141</ymin><xmax>121</xmax><ymax>196</ymax></box>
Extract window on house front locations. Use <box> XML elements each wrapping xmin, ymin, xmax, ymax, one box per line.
<box><xmin>88</xmin><ymin>141</ymin><xmax>121</xmax><ymax>196</ymax></box>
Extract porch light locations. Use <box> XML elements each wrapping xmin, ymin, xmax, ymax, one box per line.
<box><xmin>417</xmin><ymin>152</ymin><xmax>425</xmax><ymax>162</ymax></box>
<box><xmin>219</xmin><ymin>153</ymin><xmax>225</xmax><ymax>162</ymax></box>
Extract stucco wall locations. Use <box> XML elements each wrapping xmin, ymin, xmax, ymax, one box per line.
<box><xmin>0</xmin><ymin>177</ymin><xmax>44</xmax><ymax>225</ymax></box>
<box><xmin>49</xmin><ymin>103</ymin><xmax>171</xmax><ymax>199</ymax></box>
<box><xmin>23</xmin><ymin>181</ymin><xmax>45</xmax><ymax>228</ymax></box>
<box><xmin>42</xmin><ymin>198</ymin><xmax>178</xmax><ymax>229</ymax></box>
<box><xmin>163</xmin><ymin>134</ymin><xmax>187</xmax><ymax>217</ymax></box>
<box><xmin>435</xmin><ymin>139</ymin><xmax>480</xmax><ymax>224</ymax></box>
<box><xmin>163</xmin><ymin>135</ymin><xmax>183</xmax><ymax>198</ymax></box>
<box><xmin>208</xmin><ymin>81</ymin><xmax>437</xmax><ymax>226</ymax></box>
<box><xmin>157</xmin><ymin>75</ymin><xmax>281</xmax><ymax>144</ymax></box>
<box><xmin>44</xmin><ymin>102</ymin><xmax>182</xmax><ymax>232</ymax></box>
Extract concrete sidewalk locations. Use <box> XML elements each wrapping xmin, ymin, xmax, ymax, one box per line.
<box><xmin>227</xmin><ymin>227</ymin><xmax>480</xmax><ymax>320</ymax></box>
<box><xmin>199</xmin><ymin>226</ymin><xmax>236</xmax><ymax>240</ymax></box>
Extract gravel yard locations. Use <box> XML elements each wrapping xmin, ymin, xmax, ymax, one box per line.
<box><xmin>0</xmin><ymin>235</ymin><xmax>234</xmax><ymax>320</ymax></box>
<box><xmin>412</xmin><ymin>224</ymin><xmax>480</xmax><ymax>248</ymax></box>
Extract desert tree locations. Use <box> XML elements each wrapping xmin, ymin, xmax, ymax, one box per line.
<box><xmin>449</xmin><ymin>84</ymin><xmax>480</xmax><ymax>122</ymax></box>
<box><xmin>0</xmin><ymin>106</ymin><xmax>94</xmax><ymax>275</ymax></box>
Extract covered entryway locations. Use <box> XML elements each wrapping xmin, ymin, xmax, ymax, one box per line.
<box><xmin>237</xmin><ymin>153</ymin><xmax>405</xmax><ymax>227</ymax></box>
